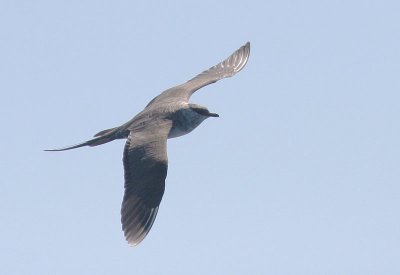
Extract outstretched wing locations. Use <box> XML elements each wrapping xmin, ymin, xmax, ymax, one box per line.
<box><xmin>121</xmin><ymin>119</ymin><xmax>172</xmax><ymax>245</ymax></box>
<box><xmin>146</xmin><ymin>42</ymin><xmax>250</xmax><ymax>107</ymax></box>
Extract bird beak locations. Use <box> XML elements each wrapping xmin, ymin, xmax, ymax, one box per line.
<box><xmin>209</xmin><ymin>112</ymin><xmax>219</xmax><ymax>117</ymax></box>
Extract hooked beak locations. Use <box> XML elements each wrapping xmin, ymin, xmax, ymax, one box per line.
<box><xmin>209</xmin><ymin>112</ymin><xmax>219</xmax><ymax>117</ymax></box>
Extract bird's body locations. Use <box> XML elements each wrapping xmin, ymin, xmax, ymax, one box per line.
<box><xmin>46</xmin><ymin>42</ymin><xmax>250</xmax><ymax>245</ymax></box>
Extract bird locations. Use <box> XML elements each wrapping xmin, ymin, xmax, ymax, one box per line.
<box><xmin>46</xmin><ymin>42</ymin><xmax>250</xmax><ymax>245</ymax></box>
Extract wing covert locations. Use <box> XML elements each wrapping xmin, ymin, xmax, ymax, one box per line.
<box><xmin>146</xmin><ymin>42</ymin><xmax>250</xmax><ymax>107</ymax></box>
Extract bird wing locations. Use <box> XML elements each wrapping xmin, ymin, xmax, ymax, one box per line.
<box><xmin>121</xmin><ymin>119</ymin><xmax>172</xmax><ymax>245</ymax></box>
<box><xmin>146</xmin><ymin>42</ymin><xmax>250</xmax><ymax>107</ymax></box>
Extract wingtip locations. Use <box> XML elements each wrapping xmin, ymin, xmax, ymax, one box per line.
<box><xmin>231</xmin><ymin>41</ymin><xmax>250</xmax><ymax>73</ymax></box>
<box><xmin>243</xmin><ymin>41</ymin><xmax>251</xmax><ymax>56</ymax></box>
<box><xmin>124</xmin><ymin>231</ymin><xmax>147</xmax><ymax>247</ymax></box>
<box><xmin>240</xmin><ymin>41</ymin><xmax>250</xmax><ymax>52</ymax></box>
<box><xmin>126</xmin><ymin>239</ymin><xmax>140</xmax><ymax>247</ymax></box>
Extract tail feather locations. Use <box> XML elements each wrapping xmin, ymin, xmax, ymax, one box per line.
<box><xmin>44</xmin><ymin>140</ymin><xmax>93</xmax><ymax>152</ymax></box>
<box><xmin>94</xmin><ymin>126</ymin><xmax>119</xmax><ymax>137</ymax></box>
<box><xmin>45</xmin><ymin>132</ymin><xmax>117</xmax><ymax>152</ymax></box>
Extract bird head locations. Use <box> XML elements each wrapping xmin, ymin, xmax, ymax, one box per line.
<box><xmin>189</xmin><ymin>104</ymin><xmax>219</xmax><ymax>118</ymax></box>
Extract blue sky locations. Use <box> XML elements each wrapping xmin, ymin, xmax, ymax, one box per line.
<box><xmin>1</xmin><ymin>0</ymin><xmax>400</xmax><ymax>274</ymax></box>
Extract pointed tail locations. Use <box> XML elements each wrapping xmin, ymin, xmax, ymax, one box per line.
<box><xmin>44</xmin><ymin>127</ymin><xmax>124</xmax><ymax>152</ymax></box>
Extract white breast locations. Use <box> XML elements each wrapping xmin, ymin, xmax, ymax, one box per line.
<box><xmin>168</xmin><ymin>108</ymin><xmax>207</xmax><ymax>138</ymax></box>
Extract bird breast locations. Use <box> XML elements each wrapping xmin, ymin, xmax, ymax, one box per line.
<box><xmin>168</xmin><ymin>108</ymin><xmax>207</xmax><ymax>138</ymax></box>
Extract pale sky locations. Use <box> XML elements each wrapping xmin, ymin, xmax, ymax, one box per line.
<box><xmin>1</xmin><ymin>0</ymin><xmax>400</xmax><ymax>274</ymax></box>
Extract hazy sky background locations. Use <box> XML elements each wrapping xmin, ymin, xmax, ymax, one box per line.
<box><xmin>1</xmin><ymin>0</ymin><xmax>400</xmax><ymax>274</ymax></box>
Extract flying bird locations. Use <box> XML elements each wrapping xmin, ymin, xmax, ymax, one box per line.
<box><xmin>46</xmin><ymin>42</ymin><xmax>250</xmax><ymax>245</ymax></box>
